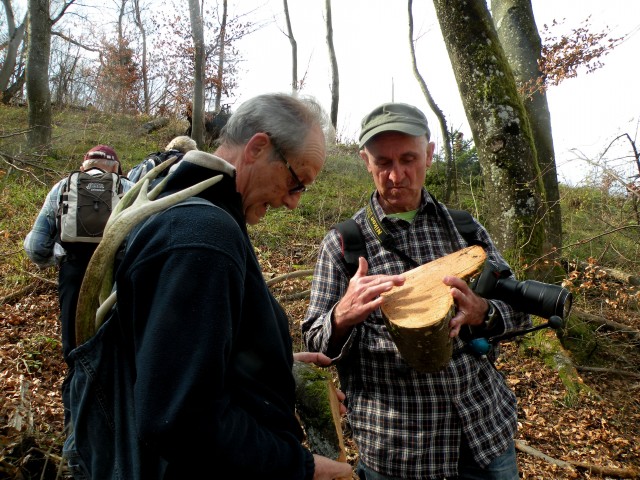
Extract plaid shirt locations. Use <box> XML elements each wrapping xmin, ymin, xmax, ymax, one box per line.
<box><xmin>24</xmin><ymin>170</ymin><xmax>134</xmax><ymax>268</ymax></box>
<box><xmin>302</xmin><ymin>190</ymin><xmax>531</xmax><ymax>479</ymax></box>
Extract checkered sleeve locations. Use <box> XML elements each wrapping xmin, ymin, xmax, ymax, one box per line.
<box><xmin>302</xmin><ymin>228</ymin><xmax>357</xmax><ymax>358</ymax></box>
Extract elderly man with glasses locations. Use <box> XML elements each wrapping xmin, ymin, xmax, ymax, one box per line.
<box><xmin>63</xmin><ymin>93</ymin><xmax>352</xmax><ymax>480</ymax></box>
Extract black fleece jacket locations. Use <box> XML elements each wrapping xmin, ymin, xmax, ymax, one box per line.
<box><xmin>115</xmin><ymin>159</ymin><xmax>314</xmax><ymax>479</ymax></box>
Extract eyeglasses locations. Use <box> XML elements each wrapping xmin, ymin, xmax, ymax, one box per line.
<box><xmin>266</xmin><ymin>133</ymin><xmax>307</xmax><ymax>195</ymax></box>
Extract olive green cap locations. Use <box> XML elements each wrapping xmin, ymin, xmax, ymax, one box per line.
<box><xmin>358</xmin><ymin>102</ymin><xmax>430</xmax><ymax>148</ymax></box>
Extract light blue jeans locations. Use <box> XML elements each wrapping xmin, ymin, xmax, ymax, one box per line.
<box><xmin>355</xmin><ymin>439</ymin><xmax>519</xmax><ymax>480</ymax></box>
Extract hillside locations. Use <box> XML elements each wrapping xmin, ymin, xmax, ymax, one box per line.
<box><xmin>1</xmin><ymin>105</ymin><xmax>639</xmax><ymax>479</ymax></box>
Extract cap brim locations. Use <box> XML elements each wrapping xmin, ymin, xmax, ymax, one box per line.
<box><xmin>359</xmin><ymin>122</ymin><xmax>428</xmax><ymax>148</ymax></box>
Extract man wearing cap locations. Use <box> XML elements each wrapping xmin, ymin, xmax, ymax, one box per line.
<box><xmin>303</xmin><ymin>103</ymin><xmax>530</xmax><ymax>479</ymax></box>
<box><xmin>24</xmin><ymin>145</ymin><xmax>134</xmax><ymax>423</ymax></box>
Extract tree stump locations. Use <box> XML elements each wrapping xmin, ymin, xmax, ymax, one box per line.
<box><xmin>292</xmin><ymin>361</ymin><xmax>347</xmax><ymax>464</ymax></box>
<box><xmin>381</xmin><ymin>245</ymin><xmax>487</xmax><ymax>373</ymax></box>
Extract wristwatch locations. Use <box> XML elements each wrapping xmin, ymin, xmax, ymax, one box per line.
<box><xmin>483</xmin><ymin>300</ymin><xmax>499</xmax><ymax>330</ymax></box>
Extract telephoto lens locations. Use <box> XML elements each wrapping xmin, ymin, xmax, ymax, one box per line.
<box><xmin>493</xmin><ymin>278</ymin><xmax>572</xmax><ymax>320</ymax></box>
<box><xmin>472</xmin><ymin>260</ymin><xmax>573</xmax><ymax>320</ymax></box>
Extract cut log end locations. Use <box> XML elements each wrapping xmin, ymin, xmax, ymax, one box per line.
<box><xmin>381</xmin><ymin>245</ymin><xmax>487</xmax><ymax>373</ymax></box>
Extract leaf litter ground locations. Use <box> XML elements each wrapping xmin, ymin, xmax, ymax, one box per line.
<box><xmin>1</xmin><ymin>254</ymin><xmax>639</xmax><ymax>479</ymax></box>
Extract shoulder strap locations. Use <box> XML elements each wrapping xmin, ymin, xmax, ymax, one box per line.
<box><xmin>446</xmin><ymin>208</ymin><xmax>480</xmax><ymax>245</ymax></box>
<box><xmin>333</xmin><ymin>219</ymin><xmax>366</xmax><ymax>277</ymax></box>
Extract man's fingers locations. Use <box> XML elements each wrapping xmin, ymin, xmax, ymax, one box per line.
<box><xmin>354</xmin><ymin>256</ymin><xmax>368</xmax><ymax>277</ymax></box>
<box><xmin>293</xmin><ymin>351</ymin><xmax>332</xmax><ymax>366</ymax></box>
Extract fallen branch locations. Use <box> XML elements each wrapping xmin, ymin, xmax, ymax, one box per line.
<box><xmin>140</xmin><ymin>117</ymin><xmax>169</xmax><ymax>134</ymax></box>
<box><xmin>575</xmin><ymin>365</ymin><xmax>640</xmax><ymax>379</ymax></box>
<box><xmin>279</xmin><ymin>290</ymin><xmax>311</xmax><ymax>302</ymax></box>
<box><xmin>0</xmin><ymin>276</ymin><xmax>56</xmax><ymax>304</ymax></box>
<box><xmin>515</xmin><ymin>440</ymin><xmax>639</xmax><ymax>478</ymax></box>
<box><xmin>515</xmin><ymin>439</ymin><xmax>576</xmax><ymax>472</ymax></box>
<box><xmin>577</xmin><ymin>261</ymin><xmax>640</xmax><ymax>287</ymax></box>
<box><xmin>572</xmin><ymin>307</ymin><xmax>640</xmax><ymax>341</ymax></box>
<box><xmin>265</xmin><ymin>269</ymin><xmax>314</xmax><ymax>287</ymax></box>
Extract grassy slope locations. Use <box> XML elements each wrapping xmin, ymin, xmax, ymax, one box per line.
<box><xmin>1</xmin><ymin>105</ymin><xmax>639</xmax><ymax>478</ymax></box>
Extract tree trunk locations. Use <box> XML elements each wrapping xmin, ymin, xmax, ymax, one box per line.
<box><xmin>381</xmin><ymin>246</ymin><xmax>487</xmax><ymax>373</ymax></box>
<box><xmin>0</xmin><ymin>0</ymin><xmax>28</xmax><ymax>95</ymax></box>
<box><xmin>214</xmin><ymin>0</ymin><xmax>227</xmax><ymax>112</ymax></box>
<box><xmin>408</xmin><ymin>0</ymin><xmax>456</xmax><ymax>203</ymax></box>
<box><xmin>432</xmin><ymin>0</ymin><xmax>545</xmax><ymax>267</ymax></box>
<box><xmin>133</xmin><ymin>0</ymin><xmax>150</xmax><ymax>114</ymax></box>
<box><xmin>325</xmin><ymin>0</ymin><xmax>339</xmax><ymax>136</ymax></box>
<box><xmin>26</xmin><ymin>0</ymin><xmax>53</xmax><ymax>149</ymax></box>
<box><xmin>188</xmin><ymin>0</ymin><xmax>205</xmax><ymax>147</ymax></box>
<box><xmin>491</xmin><ymin>0</ymin><xmax>563</xmax><ymax>258</ymax></box>
<box><xmin>282</xmin><ymin>0</ymin><xmax>297</xmax><ymax>93</ymax></box>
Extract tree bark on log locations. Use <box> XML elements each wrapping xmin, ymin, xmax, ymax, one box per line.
<box><xmin>576</xmin><ymin>261</ymin><xmax>640</xmax><ymax>286</ymax></box>
<box><xmin>292</xmin><ymin>361</ymin><xmax>347</xmax><ymax>467</ymax></box>
<box><xmin>140</xmin><ymin>117</ymin><xmax>169</xmax><ymax>134</ymax></box>
<box><xmin>380</xmin><ymin>246</ymin><xmax>487</xmax><ymax>373</ymax></box>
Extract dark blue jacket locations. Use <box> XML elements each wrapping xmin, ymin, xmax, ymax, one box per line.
<box><xmin>64</xmin><ymin>158</ymin><xmax>314</xmax><ymax>479</ymax></box>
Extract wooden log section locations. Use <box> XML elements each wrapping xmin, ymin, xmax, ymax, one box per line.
<box><xmin>292</xmin><ymin>361</ymin><xmax>347</xmax><ymax>466</ymax></box>
<box><xmin>381</xmin><ymin>245</ymin><xmax>487</xmax><ymax>373</ymax></box>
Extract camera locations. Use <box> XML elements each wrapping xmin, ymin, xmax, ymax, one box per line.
<box><xmin>471</xmin><ymin>260</ymin><xmax>573</xmax><ymax>321</ymax></box>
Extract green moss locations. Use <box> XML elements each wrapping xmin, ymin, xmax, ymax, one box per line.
<box><xmin>292</xmin><ymin>362</ymin><xmax>341</xmax><ymax>458</ymax></box>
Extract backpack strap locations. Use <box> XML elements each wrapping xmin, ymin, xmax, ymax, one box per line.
<box><xmin>446</xmin><ymin>208</ymin><xmax>482</xmax><ymax>246</ymax></box>
<box><xmin>333</xmin><ymin>219</ymin><xmax>366</xmax><ymax>277</ymax></box>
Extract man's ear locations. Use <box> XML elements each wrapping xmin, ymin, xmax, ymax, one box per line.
<box><xmin>426</xmin><ymin>141</ymin><xmax>435</xmax><ymax>168</ymax></box>
<box><xmin>360</xmin><ymin>148</ymin><xmax>373</xmax><ymax>172</ymax></box>
<box><xmin>244</xmin><ymin>132</ymin><xmax>271</xmax><ymax>164</ymax></box>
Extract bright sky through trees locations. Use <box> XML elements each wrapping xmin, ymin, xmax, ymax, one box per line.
<box><xmin>231</xmin><ymin>0</ymin><xmax>640</xmax><ymax>185</ymax></box>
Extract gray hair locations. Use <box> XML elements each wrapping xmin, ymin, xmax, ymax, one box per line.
<box><xmin>165</xmin><ymin>135</ymin><xmax>197</xmax><ymax>153</ymax></box>
<box><xmin>82</xmin><ymin>158</ymin><xmax>119</xmax><ymax>172</ymax></box>
<box><xmin>219</xmin><ymin>93</ymin><xmax>332</xmax><ymax>158</ymax></box>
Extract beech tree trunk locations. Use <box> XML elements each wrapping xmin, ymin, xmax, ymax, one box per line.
<box><xmin>433</xmin><ymin>0</ymin><xmax>545</xmax><ymax>266</ymax></box>
<box><xmin>188</xmin><ymin>0</ymin><xmax>205</xmax><ymax>147</ymax></box>
<box><xmin>408</xmin><ymin>0</ymin><xmax>456</xmax><ymax>203</ymax></box>
<box><xmin>214</xmin><ymin>0</ymin><xmax>227</xmax><ymax>112</ymax></box>
<box><xmin>325</xmin><ymin>0</ymin><xmax>339</xmax><ymax>135</ymax></box>
<box><xmin>0</xmin><ymin>0</ymin><xmax>28</xmax><ymax>99</ymax></box>
<box><xmin>491</xmin><ymin>0</ymin><xmax>563</xmax><ymax>256</ymax></box>
<box><xmin>282</xmin><ymin>0</ymin><xmax>298</xmax><ymax>93</ymax></box>
<box><xmin>133</xmin><ymin>0</ymin><xmax>150</xmax><ymax>114</ymax></box>
<box><xmin>26</xmin><ymin>0</ymin><xmax>52</xmax><ymax>149</ymax></box>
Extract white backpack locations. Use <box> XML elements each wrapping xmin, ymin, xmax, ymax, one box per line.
<box><xmin>58</xmin><ymin>169</ymin><xmax>122</xmax><ymax>243</ymax></box>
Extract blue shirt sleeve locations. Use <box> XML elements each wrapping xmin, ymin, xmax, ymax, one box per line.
<box><xmin>24</xmin><ymin>180</ymin><xmax>64</xmax><ymax>268</ymax></box>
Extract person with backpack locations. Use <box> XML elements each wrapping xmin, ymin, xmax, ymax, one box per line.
<box><xmin>23</xmin><ymin>145</ymin><xmax>134</xmax><ymax>423</ymax></box>
<box><xmin>302</xmin><ymin>102</ymin><xmax>531</xmax><ymax>480</ymax></box>
<box><xmin>62</xmin><ymin>94</ymin><xmax>352</xmax><ymax>480</ymax></box>
<box><xmin>126</xmin><ymin>135</ymin><xmax>197</xmax><ymax>183</ymax></box>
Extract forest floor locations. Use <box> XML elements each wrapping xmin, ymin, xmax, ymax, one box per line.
<box><xmin>1</xmin><ymin>252</ymin><xmax>640</xmax><ymax>479</ymax></box>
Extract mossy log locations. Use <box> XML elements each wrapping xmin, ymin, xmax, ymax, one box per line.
<box><xmin>292</xmin><ymin>361</ymin><xmax>347</xmax><ymax>464</ymax></box>
<box><xmin>380</xmin><ymin>245</ymin><xmax>487</xmax><ymax>373</ymax></box>
<box><xmin>140</xmin><ymin>117</ymin><xmax>169</xmax><ymax>134</ymax></box>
